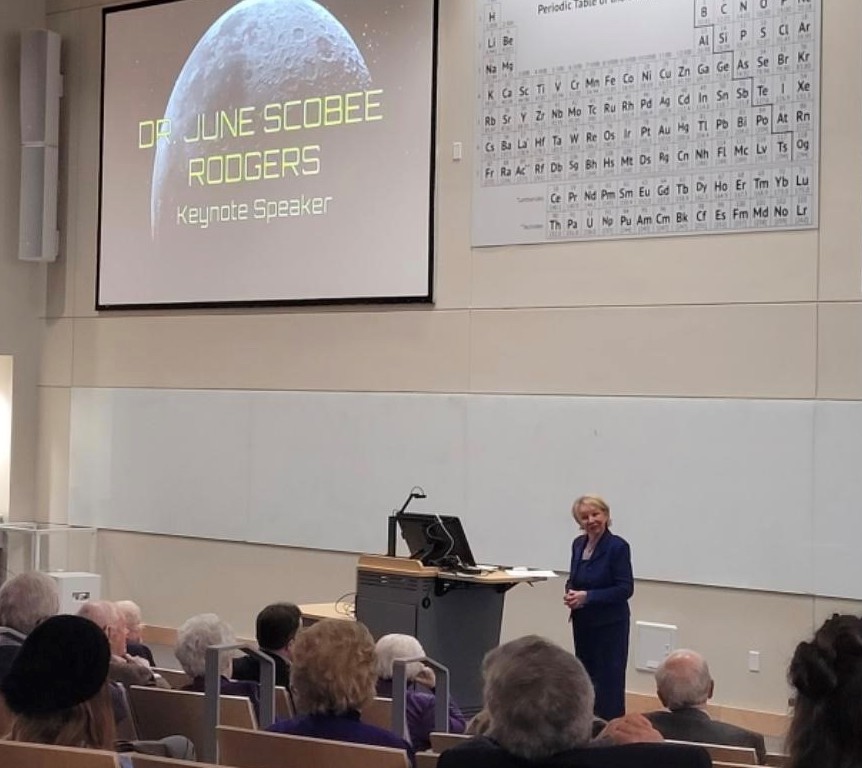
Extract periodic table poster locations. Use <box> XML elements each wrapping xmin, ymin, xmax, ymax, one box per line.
<box><xmin>473</xmin><ymin>0</ymin><xmax>820</xmax><ymax>246</ymax></box>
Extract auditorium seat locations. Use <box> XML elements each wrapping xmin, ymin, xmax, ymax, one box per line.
<box><xmin>360</xmin><ymin>696</ymin><xmax>393</xmax><ymax>730</ymax></box>
<box><xmin>666</xmin><ymin>740</ymin><xmax>757</xmax><ymax>765</ymax></box>
<box><xmin>429</xmin><ymin>731</ymin><xmax>471</xmax><ymax>752</ymax></box>
<box><xmin>0</xmin><ymin>741</ymin><xmax>120</xmax><ymax>767</ymax></box>
<box><xmin>152</xmin><ymin>667</ymin><xmax>192</xmax><ymax>689</ymax></box>
<box><xmin>712</xmin><ymin>762</ymin><xmax>759</xmax><ymax>768</ymax></box>
<box><xmin>416</xmin><ymin>751</ymin><xmax>440</xmax><ymax>768</ymax></box>
<box><xmin>130</xmin><ymin>755</ymin><xmax>218</xmax><ymax>768</ymax></box>
<box><xmin>217</xmin><ymin>724</ymin><xmax>410</xmax><ymax>768</ymax></box>
<box><xmin>128</xmin><ymin>686</ymin><xmax>256</xmax><ymax>757</ymax></box>
<box><xmin>274</xmin><ymin>685</ymin><xmax>295</xmax><ymax>720</ymax></box>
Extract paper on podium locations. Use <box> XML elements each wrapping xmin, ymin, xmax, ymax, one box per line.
<box><xmin>504</xmin><ymin>568</ymin><xmax>559</xmax><ymax>578</ymax></box>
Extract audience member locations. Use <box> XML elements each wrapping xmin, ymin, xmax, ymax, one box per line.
<box><xmin>438</xmin><ymin>635</ymin><xmax>710</xmax><ymax>768</ymax></box>
<box><xmin>0</xmin><ymin>614</ymin><xmax>131</xmax><ymax>765</ymax></box>
<box><xmin>116</xmin><ymin>600</ymin><xmax>155</xmax><ymax>666</ymax></box>
<box><xmin>645</xmin><ymin>649</ymin><xmax>766</xmax><ymax>763</ymax></box>
<box><xmin>78</xmin><ymin>601</ymin><xmax>166</xmax><ymax>688</ymax></box>
<box><xmin>1</xmin><ymin>613</ymin><xmax>194</xmax><ymax>762</ymax></box>
<box><xmin>175</xmin><ymin>613</ymin><xmax>260</xmax><ymax>714</ymax></box>
<box><xmin>786</xmin><ymin>613</ymin><xmax>862</xmax><ymax>768</ymax></box>
<box><xmin>232</xmin><ymin>602</ymin><xmax>300</xmax><ymax>688</ymax></box>
<box><xmin>267</xmin><ymin>619</ymin><xmax>414</xmax><ymax>763</ymax></box>
<box><xmin>0</xmin><ymin>572</ymin><xmax>59</xmax><ymax>682</ymax></box>
<box><xmin>374</xmin><ymin>633</ymin><xmax>466</xmax><ymax>750</ymax></box>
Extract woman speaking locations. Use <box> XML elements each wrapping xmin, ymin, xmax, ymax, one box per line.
<box><xmin>564</xmin><ymin>494</ymin><xmax>633</xmax><ymax>720</ymax></box>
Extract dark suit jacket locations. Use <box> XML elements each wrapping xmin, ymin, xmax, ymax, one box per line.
<box><xmin>127</xmin><ymin>642</ymin><xmax>156</xmax><ymax>666</ymax></box>
<box><xmin>232</xmin><ymin>648</ymin><xmax>291</xmax><ymax>688</ymax></box>
<box><xmin>567</xmin><ymin>530</ymin><xmax>633</xmax><ymax>628</ymax></box>
<box><xmin>0</xmin><ymin>636</ymin><xmax>22</xmax><ymax>683</ymax></box>
<box><xmin>645</xmin><ymin>707</ymin><xmax>767</xmax><ymax>764</ymax></box>
<box><xmin>437</xmin><ymin>736</ymin><xmax>711</xmax><ymax>768</ymax></box>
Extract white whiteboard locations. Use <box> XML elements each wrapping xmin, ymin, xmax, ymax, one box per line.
<box><xmin>69</xmin><ymin>388</ymin><xmax>861</xmax><ymax>597</ymax></box>
<box><xmin>69</xmin><ymin>389</ymin><xmax>468</xmax><ymax>552</ymax></box>
<box><xmin>245</xmin><ymin>392</ymin><xmax>468</xmax><ymax>553</ymax></box>
<box><xmin>473</xmin><ymin>0</ymin><xmax>821</xmax><ymax>245</ymax></box>
<box><xmin>465</xmin><ymin>396</ymin><xmax>813</xmax><ymax>592</ymax></box>
<box><xmin>812</xmin><ymin>402</ymin><xmax>862</xmax><ymax>598</ymax></box>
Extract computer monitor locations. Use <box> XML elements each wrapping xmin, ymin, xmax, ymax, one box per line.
<box><xmin>396</xmin><ymin>513</ymin><xmax>476</xmax><ymax>569</ymax></box>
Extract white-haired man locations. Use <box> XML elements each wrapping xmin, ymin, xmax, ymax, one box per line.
<box><xmin>645</xmin><ymin>649</ymin><xmax>766</xmax><ymax>764</ymax></box>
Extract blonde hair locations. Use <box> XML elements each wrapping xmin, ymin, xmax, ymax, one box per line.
<box><xmin>291</xmin><ymin>619</ymin><xmax>377</xmax><ymax>715</ymax></box>
<box><xmin>571</xmin><ymin>495</ymin><xmax>611</xmax><ymax>522</ymax></box>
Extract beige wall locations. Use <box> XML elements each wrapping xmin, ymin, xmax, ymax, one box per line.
<box><xmin>0</xmin><ymin>1</ymin><xmax>48</xmax><ymax>524</ymax></box>
<box><xmin>0</xmin><ymin>356</ymin><xmax>13</xmax><ymax>519</ymax></box>
<box><xmin>19</xmin><ymin>0</ymin><xmax>861</xmax><ymax>719</ymax></box>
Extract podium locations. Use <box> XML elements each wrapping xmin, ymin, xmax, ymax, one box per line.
<box><xmin>355</xmin><ymin>555</ymin><xmax>546</xmax><ymax>714</ymax></box>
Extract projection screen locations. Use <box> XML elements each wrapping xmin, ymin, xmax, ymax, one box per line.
<box><xmin>98</xmin><ymin>0</ymin><xmax>437</xmax><ymax>308</ymax></box>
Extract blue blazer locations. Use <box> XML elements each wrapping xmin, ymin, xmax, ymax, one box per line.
<box><xmin>566</xmin><ymin>529</ymin><xmax>633</xmax><ymax>628</ymax></box>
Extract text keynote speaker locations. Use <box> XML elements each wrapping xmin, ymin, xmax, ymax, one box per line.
<box><xmin>563</xmin><ymin>494</ymin><xmax>634</xmax><ymax>720</ymax></box>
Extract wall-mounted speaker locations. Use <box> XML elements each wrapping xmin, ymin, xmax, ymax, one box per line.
<box><xmin>19</xmin><ymin>29</ymin><xmax>62</xmax><ymax>263</ymax></box>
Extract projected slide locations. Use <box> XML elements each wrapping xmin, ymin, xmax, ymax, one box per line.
<box><xmin>99</xmin><ymin>0</ymin><xmax>437</xmax><ymax>308</ymax></box>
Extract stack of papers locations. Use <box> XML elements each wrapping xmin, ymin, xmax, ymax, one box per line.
<box><xmin>504</xmin><ymin>568</ymin><xmax>559</xmax><ymax>578</ymax></box>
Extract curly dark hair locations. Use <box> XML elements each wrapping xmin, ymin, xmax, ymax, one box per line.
<box><xmin>786</xmin><ymin>614</ymin><xmax>862</xmax><ymax>768</ymax></box>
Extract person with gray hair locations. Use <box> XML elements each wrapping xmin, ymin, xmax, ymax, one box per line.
<box><xmin>78</xmin><ymin>600</ymin><xmax>167</xmax><ymax>689</ymax></box>
<box><xmin>439</xmin><ymin>635</ymin><xmax>711</xmax><ymax>768</ymax></box>
<box><xmin>0</xmin><ymin>572</ymin><xmax>59</xmax><ymax>682</ymax></box>
<box><xmin>374</xmin><ymin>633</ymin><xmax>465</xmax><ymax>750</ymax></box>
<box><xmin>116</xmin><ymin>599</ymin><xmax>155</xmax><ymax>666</ymax></box>
<box><xmin>645</xmin><ymin>649</ymin><xmax>766</xmax><ymax>764</ymax></box>
<box><xmin>175</xmin><ymin>613</ymin><xmax>260</xmax><ymax>715</ymax></box>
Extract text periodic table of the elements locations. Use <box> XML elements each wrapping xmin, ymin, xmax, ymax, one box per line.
<box><xmin>472</xmin><ymin>0</ymin><xmax>821</xmax><ymax>247</ymax></box>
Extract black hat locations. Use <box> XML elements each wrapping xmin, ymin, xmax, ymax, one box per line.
<box><xmin>0</xmin><ymin>614</ymin><xmax>111</xmax><ymax>715</ymax></box>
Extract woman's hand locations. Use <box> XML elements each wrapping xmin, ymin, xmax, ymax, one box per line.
<box><xmin>564</xmin><ymin>589</ymin><xmax>588</xmax><ymax>609</ymax></box>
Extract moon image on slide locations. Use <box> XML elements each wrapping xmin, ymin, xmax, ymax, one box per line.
<box><xmin>151</xmin><ymin>0</ymin><xmax>372</xmax><ymax>238</ymax></box>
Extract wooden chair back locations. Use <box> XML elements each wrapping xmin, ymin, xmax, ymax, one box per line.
<box><xmin>666</xmin><ymin>740</ymin><xmax>758</xmax><ymax>765</ymax></box>
<box><xmin>127</xmin><ymin>686</ymin><xmax>256</xmax><ymax>756</ymax></box>
<box><xmin>0</xmin><ymin>741</ymin><xmax>120</xmax><ymax>767</ymax></box>
<box><xmin>416</xmin><ymin>751</ymin><xmax>440</xmax><ymax>768</ymax></box>
<box><xmin>429</xmin><ymin>731</ymin><xmax>471</xmax><ymax>752</ymax></box>
<box><xmin>217</xmin><ymin>725</ymin><xmax>410</xmax><ymax>768</ymax></box>
<box><xmin>112</xmin><ymin>683</ymin><xmax>138</xmax><ymax>741</ymax></box>
<box><xmin>765</xmin><ymin>753</ymin><xmax>789</xmax><ymax>767</ymax></box>
<box><xmin>712</xmin><ymin>763</ymin><xmax>759</xmax><ymax>768</ymax></box>
<box><xmin>361</xmin><ymin>696</ymin><xmax>393</xmax><ymax>730</ymax></box>
<box><xmin>274</xmin><ymin>685</ymin><xmax>295</xmax><ymax>720</ymax></box>
<box><xmin>152</xmin><ymin>668</ymin><xmax>193</xmax><ymax>689</ymax></box>
<box><xmin>130</xmin><ymin>755</ymin><xmax>218</xmax><ymax>768</ymax></box>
